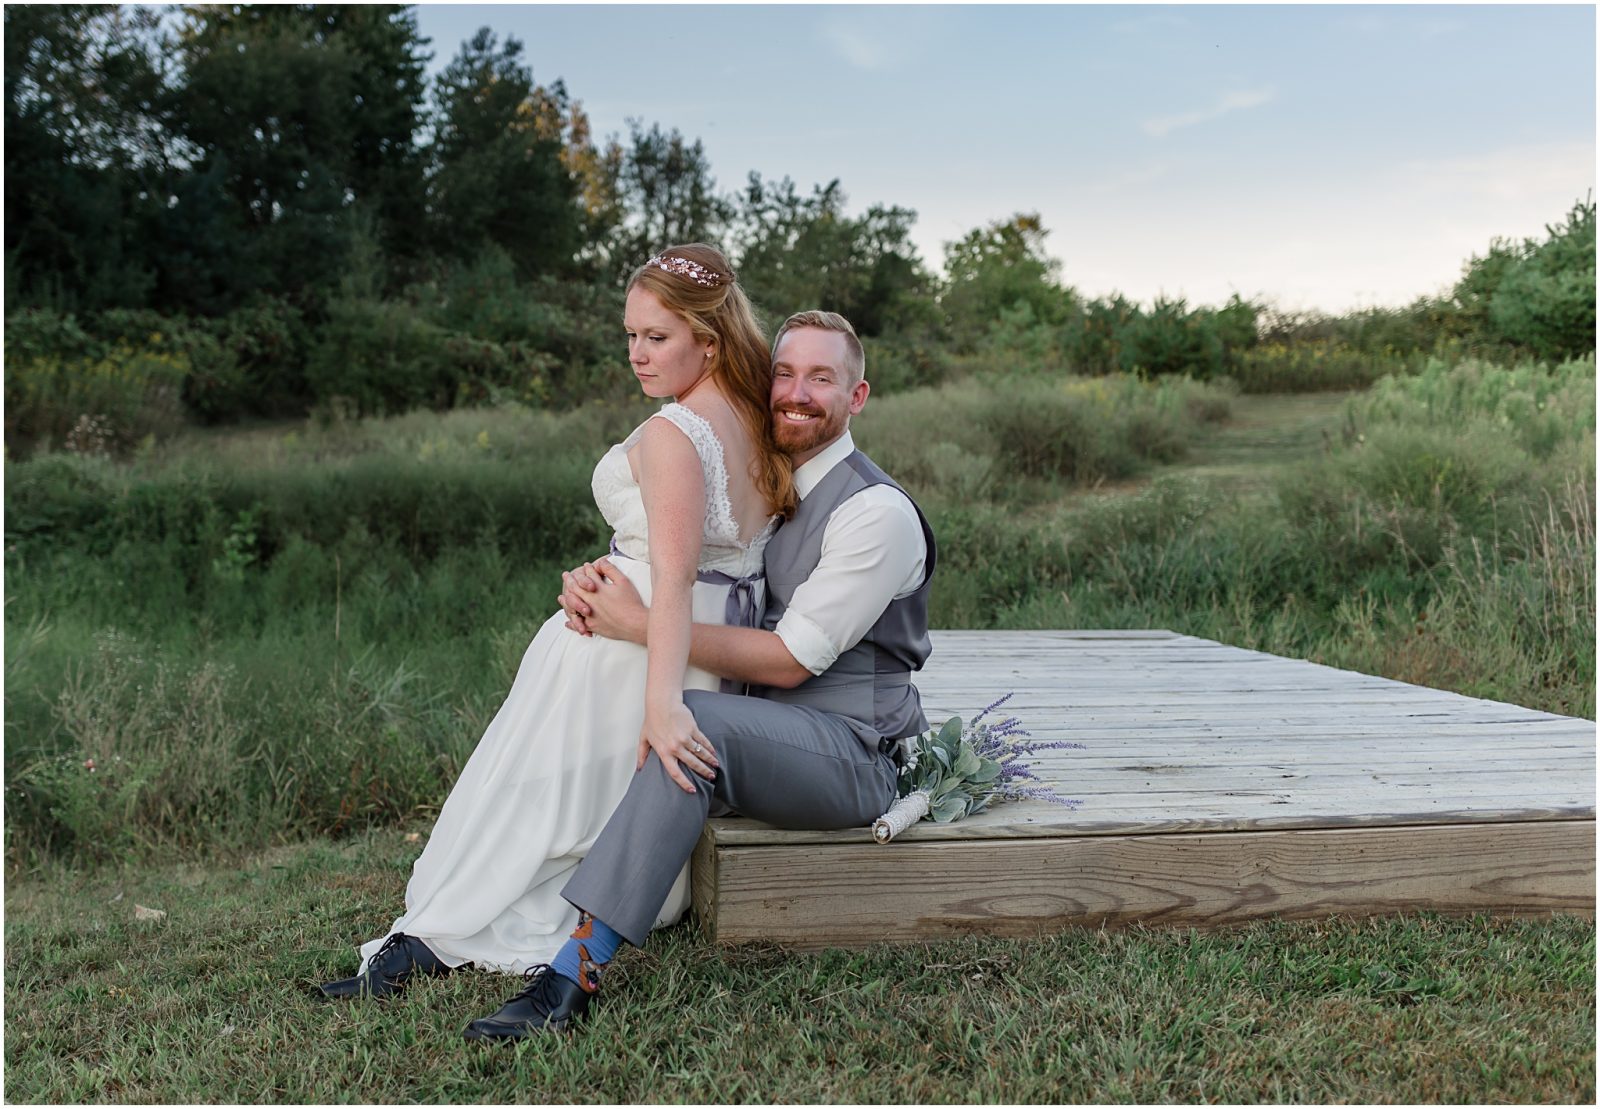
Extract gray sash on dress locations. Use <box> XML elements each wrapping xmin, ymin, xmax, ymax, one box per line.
<box><xmin>608</xmin><ymin>536</ymin><xmax>763</xmax><ymax>694</ymax></box>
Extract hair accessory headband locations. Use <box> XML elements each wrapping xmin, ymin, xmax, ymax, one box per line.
<box><xmin>647</xmin><ymin>254</ymin><xmax>725</xmax><ymax>288</ymax></box>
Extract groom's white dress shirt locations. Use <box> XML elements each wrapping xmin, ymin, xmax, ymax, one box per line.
<box><xmin>771</xmin><ymin>431</ymin><xmax>929</xmax><ymax>678</ymax></box>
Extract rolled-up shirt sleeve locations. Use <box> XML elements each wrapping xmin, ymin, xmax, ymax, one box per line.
<box><xmin>772</xmin><ymin>486</ymin><xmax>928</xmax><ymax>676</ymax></box>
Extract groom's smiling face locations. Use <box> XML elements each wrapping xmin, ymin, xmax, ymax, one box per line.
<box><xmin>769</xmin><ymin>327</ymin><xmax>870</xmax><ymax>465</ymax></box>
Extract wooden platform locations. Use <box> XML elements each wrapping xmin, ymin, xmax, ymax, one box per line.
<box><xmin>690</xmin><ymin>630</ymin><xmax>1597</xmax><ymax>947</ymax></box>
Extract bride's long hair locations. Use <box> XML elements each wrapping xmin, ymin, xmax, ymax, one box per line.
<box><xmin>628</xmin><ymin>243</ymin><xmax>797</xmax><ymax>519</ymax></box>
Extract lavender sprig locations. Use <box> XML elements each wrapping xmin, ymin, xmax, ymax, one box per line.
<box><xmin>872</xmin><ymin>692</ymin><xmax>1082</xmax><ymax>843</ymax></box>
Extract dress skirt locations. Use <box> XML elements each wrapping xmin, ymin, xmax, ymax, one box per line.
<box><xmin>357</xmin><ymin>554</ymin><xmax>742</xmax><ymax>973</ymax></box>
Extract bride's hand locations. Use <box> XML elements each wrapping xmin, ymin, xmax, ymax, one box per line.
<box><xmin>558</xmin><ymin>562</ymin><xmax>602</xmax><ymax>635</ymax></box>
<box><xmin>638</xmin><ymin>701</ymin><xmax>719</xmax><ymax>794</ymax></box>
<box><xmin>562</xmin><ymin>559</ymin><xmax>648</xmax><ymax>644</ymax></box>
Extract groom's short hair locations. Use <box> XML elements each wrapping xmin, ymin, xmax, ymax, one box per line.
<box><xmin>773</xmin><ymin>310</ymin><xmax>865</xmax><ymax>386</ymax></box>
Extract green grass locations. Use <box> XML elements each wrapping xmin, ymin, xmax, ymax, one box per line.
<box><xmin>1149</xmin><ymin>390</ymin><xmax>1359</xmax><ymax>497</ymax></box>
<box><xmin>5</xmin><ymin>830</ymin><xmax>1593</xmax><ymax>1104</ymax></box>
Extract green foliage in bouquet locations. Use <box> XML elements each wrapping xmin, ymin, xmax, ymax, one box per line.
<box><xmin>901</xmin><ymin>715</ymin><xmax>1004</xmax><ymax>822</ymax></box>
<box><xmin>873</xmin><ymin>694</ymin><xmax>1080</xmax><ymax>842</ymax></box>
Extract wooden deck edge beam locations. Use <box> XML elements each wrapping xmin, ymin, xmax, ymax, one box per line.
<box><xmin>705</xmin><ymin>806</ymin><xmax>1599</xmax><ymax>846</ymax></box>
<box><xmin>692</xmin><ymin>819</ymin><xmax>1596</xmax><ymax>949</ymax></box>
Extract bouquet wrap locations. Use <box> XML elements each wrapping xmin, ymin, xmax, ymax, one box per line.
<box><xmin>871</xmin><ymin>790</ymin><xmax>931</xmax><ymax>843</ymax></box>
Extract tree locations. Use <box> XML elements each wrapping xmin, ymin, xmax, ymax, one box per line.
<box><xmin>1451</xmin><ymin>237</ymin><xmax>1522</xmax><ymax>343</ymax></box>
<box><xmin>4</xmin><ymin>5</ymin><xmax>175</xmax><ymax>310</ymax></box>
<box><xmin>1450</xmin><ymin>197</ymin><xmax>1597</xmax><ymax>360</ymax></box>
<box><xmin>171</xmin><ymin>4</ymin><xmax>431</xmax><ymax>307</ymax></box>
<box><xmin>607</xmin><ymin>120</ymin><xmax>731</xmax><ymax>271</ymax></box>
<box><xmin>1116</xmin><ymin>296</ymin><xmax>1226</xmax><ymax>379</ymax></box>
<box><xmin>528</xmin><ymin>79</ymin><xmax>624</xmax><ymax>279</ymax></box>
<box><xmin>1488</xmin><ymin>198</ymin><xmax>1595</xmax><ymax>361</ymax></box>
<box><xmin>734</xmin><ymin>175</ymin><xmax>932</xmax><ymax>335</ymax></box>
<box><xmin>427</xmin><ymin>27</ymin><xmax>582</xmax><ymax>279</ymax></box>
<box><xmin>941</xmin><ymin>213</ymin><xmax>1070</xmax><ymax>351</ymax></box>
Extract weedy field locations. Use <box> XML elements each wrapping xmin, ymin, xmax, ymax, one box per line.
<box><xmin>5</xmin><ymin>354</ymin><xmax>1594</xmax><ymax>1102</ymax></box>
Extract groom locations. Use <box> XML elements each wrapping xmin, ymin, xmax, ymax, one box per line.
<box><xmin>462</xmin><ymin>310</ymin><xmax>938</xmax><ymax>1040</ymax></box>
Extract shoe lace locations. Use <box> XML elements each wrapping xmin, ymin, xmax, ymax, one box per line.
<box><xmin>509</xmin><ymin>963</ymin><xmax>564</xmax><ymax>1005</ymax></box>
<box><xmin>371</xmin><ymin>932</ymin><xmax>410</xmax><ymax>963</ymax></box>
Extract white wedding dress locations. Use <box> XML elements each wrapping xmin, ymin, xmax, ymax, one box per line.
<box><xmin>358</xmin><ymin>403</ymin><xmax>774</xmax><ymax>974</ymax></box>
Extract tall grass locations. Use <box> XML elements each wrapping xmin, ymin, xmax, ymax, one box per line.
<box><xmin>854</xmin><ymin>372</ymin><xmax>1233</xmax><ymax>503</ymax></box>
<box><xmin>1231</xmin><ymin>340</ymin><xmax>1421</xmax><ymax>393</ymax></box>
<box><xmin>3</xmin><ymin>357</ymin><xmax>1592</xmax><ymax>867</ymax></box>
<box><xmin>1354</xmin><ymin>353</ymin><xmax>1595</xmax><ymax>457</ymax></box>
<box><xmin>4</xmin><ymin>342</ymin><xmax>189</xmax><ymax>455</ymax></box>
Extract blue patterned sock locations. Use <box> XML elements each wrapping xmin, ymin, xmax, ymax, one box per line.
<box><xmin>551</xmin><ymin>911</ymin><xmax>624</xmax><ymax>993</ymax></box>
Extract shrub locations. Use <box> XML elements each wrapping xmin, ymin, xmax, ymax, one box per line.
<box><xmin>3</xmin><ymin>303</ymin><xmax>322</xmax><ymax>448</ymax></box>
<box><xmin>305</xmin><ymin>297</ymin><xmax>458</xmax><ymax>414</ymax></box>
<box><xmin>854</xmin><ymin>373</ymin><xmax>1230</xmax><ymax>503</ymax></box>
<box><xmin>1059</xmin><ymin>296</ymin><xmax>1136</xmax><ymax>376</ymax></box>
<box><xmin>924</xmin><ymin>502</ymin><xmax>1074</xmax><ymax>626</ymax></box>
<box><xmin>7</xmin><ymin>350</ymin><xmax>1591</xmax><ymax>866</ymax></box>
<box><xmin>1115</xmin><ymin>297</ymin><xmax>1227</xmax><ymax>380</ymax></box>
<box><xmin>860</xmin><ymin>334</ymin><xmax>955</xmax><ymax>396</ymax></box>
<box><xmin>1234</xmin><ymin>340</ymin><xmax>1410</xmax><ymax>394</ymax></box>
<box><xmin>304</xmin><ymin>297</ymin><xmax>555</xmax><ymax>415</ymax></box>
<box><xmin>1277</xmin><ymin>422</ymin><xmax>1538</xmax><ymax>576</ymax></box>
<box><xmin>1354</xmin><ymin>355</ymin><xmax>1595</xmax><ymax>458</ymax></box>
<box><xmin>4</xmin><ymin>339</ymin><xmax>188</xmax><ymax>456</ymax></box>
<box><xmin>4</xmin><ymin>442</ymin><xmax>607</xmax><ymax>587</ymax></box>
<box><xmin>4</xmin><ymin>307</ymin><xmax>103</xmax><ymax>365</ymax></box>
<box><xmin>979</xmin><ymin>375</ymin><xmax>1223</xmax><ymax>483</ymax></box>
<box><xmin>423</xmin><ymin>259</ymin><xmax>632</xmax><ymax>409</ymax></box>
<box><xmin>1480</xmin><ymin>198</ymin><xmax>1596</xmax><ymax>361</ymax></box>
<box><xmin>1375</xmin><ymin>472</ymin><xmax>1595</xmax><ymax>718</ymax></box>
<box><xmin>191</xmin><ymin>297</ymin><xmax>311</xmax><ymax>421</ymax></box>
<box><xmin>977</xmin><ymin>301</ymin><xmax>1067</xmax><ymax>373</ymax></box>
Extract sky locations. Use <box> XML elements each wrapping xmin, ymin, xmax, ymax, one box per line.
<box><xmin>412</xmin><ymin>3</ymin><xmax>1596</xmax><ymax>315</ymax></box>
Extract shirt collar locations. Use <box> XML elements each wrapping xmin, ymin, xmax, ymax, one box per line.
<box><xmin>792</xmin><ymin>430</ymin><xmax>856</xmax><ymax>500</ymax></box>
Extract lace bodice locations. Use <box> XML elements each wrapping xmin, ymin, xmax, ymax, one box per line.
<box><xmin>592</xmin><ymin>403</ymin><xmax>776</xmax><ymax>579</ymax></box>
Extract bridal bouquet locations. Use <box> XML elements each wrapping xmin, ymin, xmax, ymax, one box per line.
<box><xmin>871</xmin><ymin>693</ymin><xmax>1082</xmax><ymax>843</ymax></box>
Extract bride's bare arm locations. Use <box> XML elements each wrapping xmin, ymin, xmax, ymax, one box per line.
<box><xmin>634</xmin><ymin>420</ymin><xmax>720</xmax><ymax>793</ymax></box>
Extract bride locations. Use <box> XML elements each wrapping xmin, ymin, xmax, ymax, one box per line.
<box><xmin>319</xmin><ymin>244</ymin><xmax>794</xmax><ymax>997</ymax></box>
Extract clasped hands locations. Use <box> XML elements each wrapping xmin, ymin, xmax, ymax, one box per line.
<box><xmin>559</xmin><ymin>557</ymin><xmax>717</xmax><ymax>793</ymax></box>
<box><xmin>558</xmin><ymin>556</ymin><xmax>644</xmax><ymax>642</ymax></box>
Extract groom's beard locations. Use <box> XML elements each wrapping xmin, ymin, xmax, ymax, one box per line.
<box><xmin>772</xmin><ymin>404</ymin><xmax>840</xmax><ymax>455</ymax></box>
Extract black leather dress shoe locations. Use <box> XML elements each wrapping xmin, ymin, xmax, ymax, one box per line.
<box><xmin>463</xmin><ymin>964</ymin><xmax>592</xmax><ymax>1041</ymax></box>
<box><xmin>317</xmin><ymin>932</ymin><xmax>454</xmax><ymax>1000</ymax></box>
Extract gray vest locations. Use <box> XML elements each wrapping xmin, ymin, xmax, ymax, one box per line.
<box><xmin>760</xmin><ymin>450</ymin><xmax>937</xmax><ymax>744</ymax></box>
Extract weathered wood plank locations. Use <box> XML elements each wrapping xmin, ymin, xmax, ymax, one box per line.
<box><xmin>996</xmin><ymin>720</ymin><xmax>1590</xmax><ymax>735</ymax></box>
<box><xmin>924</xmin><ymin>693</ymin><xmax>1578</xmax><ymax>710</ymax></box>
<box><xmin>698</xmin><ymin>820</ymin><xmax>1596</xmax><ymax>947</ymax></box>
<box><xmin>1026</xmin><ymin>744</ymin><xmax>1593</xmax><ymax>763</ymax></box>
<box><xmin>690</xmin><ymin>827</ymin><xmax>718</xmax><ymax>940</ymax></box>
<box><xmin>707</xmin><ymin>799</ymin><xmax>1598</xmax><ymax>846</ymax></box>
<box><xmin>1011</xmin><ymin>742</ymin><xmax>1590</xmax><ymax>758</ymax></box>
<box><xmin>1022</xmin><ymin>756</ymin><xmax>1594</xmax><ymax>776</ymax></box>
